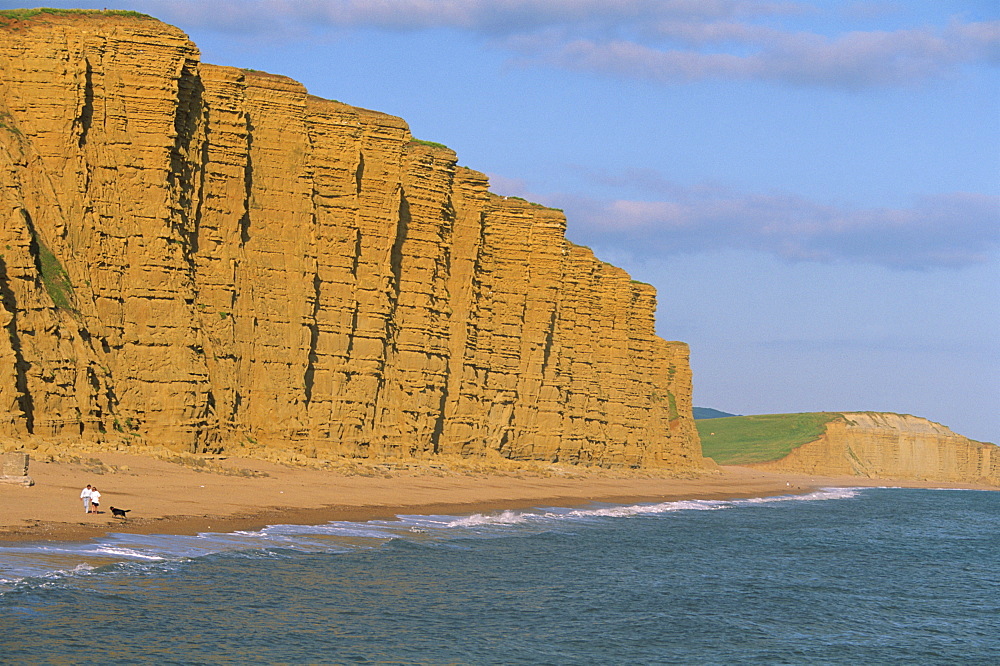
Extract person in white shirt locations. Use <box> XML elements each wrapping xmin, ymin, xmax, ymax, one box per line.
<box><xmin>89</xmin><ymin>487</ymin><xmax>101</xmax><ymax>514</ymax></box>
<box><xmin>80</xmin><ymin>484</ymin><xmax>92</xmax><ymax>514</ymax></box>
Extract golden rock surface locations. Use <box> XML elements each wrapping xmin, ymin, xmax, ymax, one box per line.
<box><xmin>0</xmin><ymin>13</ymin><xmax>702</xmax><ymax>469</ymax></box>
<box><xmin>755</xmin><ymin>413</ymin><xmax>999</xmax><ymax>485</ymax></box>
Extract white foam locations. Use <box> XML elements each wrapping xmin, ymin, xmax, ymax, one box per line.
<box><xmin>91</xmin><ymin>546</ymin><xmax>166</xmax><ymax>561</ymax></box>
<box><xmin>435</xmin><ymin>488</ymin><xmax>859</xmax><ymax>529</ymax></box>
<box><xmin>267</xmin><ymin>523</ymin><xmax>392</xmax><ymax>536</ymax></box>
<box><xmin>737</xmin><ymin>487</ymin><xmax>861</xmax><ymax>504</ymax></box>
<box><xmin>446</xmin><ymin>510</ymin><xmax>535</xmax><ymax>528</ymax></box>
<box><xmin>0</xmin><ymin>486</ymin><xmax>866</xmax><ymax>585</ymax></box>
<box><xmin>563</xmin><ymin>499</ymin><xmax>731</xmax><ymax>519</ymax></box>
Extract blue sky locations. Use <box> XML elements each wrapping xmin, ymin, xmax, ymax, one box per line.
<box><xmin>7</xmin><ymin>1</ymin><xmax>998</xmax><ymax>442</ymax></box>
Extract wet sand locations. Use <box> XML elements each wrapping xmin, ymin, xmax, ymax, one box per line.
<box><xmin>1</xmin><ymin>452</ymin><xmax>994</xmax><ymax>543</ymax></box>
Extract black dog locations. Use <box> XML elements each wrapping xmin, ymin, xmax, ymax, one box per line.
<box><xmin>110</xmin><ymin>507</ymin><xmax>131</xmax><ymax>520</ymax></box>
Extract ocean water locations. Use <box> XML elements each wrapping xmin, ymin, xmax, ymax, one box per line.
<box><xmin>1</xmin><ymin>488</ymin><xmax>997</xmax><ymax>664</ymax></box>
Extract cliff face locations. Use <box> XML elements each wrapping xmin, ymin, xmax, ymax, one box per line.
<box><xmin>755</xmin><ymin>413</ymin><xmax>999</xmax><ymax>485</ymax></box>
<box><xmin>0</xmin><ymin>13</ymin><xmax>701</xmax><ymax>469</ymax></box>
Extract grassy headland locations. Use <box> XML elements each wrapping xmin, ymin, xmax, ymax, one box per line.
<box><xmin>697</xmin><ymin>412</ymin><xmax>842</xmax><ymax>465</ymax></box>
<box><xmin>693</xmin><ymin>407</ymin><xmax>737</xmax><ymax>420</ymax></box>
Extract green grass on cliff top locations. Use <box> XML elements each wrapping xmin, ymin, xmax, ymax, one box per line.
<box><xmin>0</xmin><ymin>8</ymin><xmax>152</xmax><ymax>22</ymax></box>
<box><xmin>698</xmin><ymin>412</ymin><xmax>844</xmax><ymax>465</ymax></box>
<box><xmin>410</xmin><ymin>138</ymin><xmax>450</xmax><ymax>150</ymax></box>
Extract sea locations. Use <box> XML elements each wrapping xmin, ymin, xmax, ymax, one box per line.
<box><xmin>1</xmin><ymin>487</ymin><xmax>997</xmax><ymax>664</ymax></box>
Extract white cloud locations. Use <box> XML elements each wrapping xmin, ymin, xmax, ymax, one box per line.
<box><xmin>209</xmin><ymin>0</ymin><xmax>804</xmax><ymax>34</ymax></box>
<box><xmin>543</xmin><ymin>22</ymin><xmax>1000</xmax><ymax>88</ymax></box>
<box><xmin>485</xmin><ymin>170</ymin><xmax>998</xmax><ymax>269</ymax></box>
<box><xmin>550</xmin><ymin>181</ymin><xmax>1000</xmax><ymax>269</ymax></box>
<box><xmin>139</xmin><ymin>0</ymin><xmax>999</xmax><ymax>88</ymax></box>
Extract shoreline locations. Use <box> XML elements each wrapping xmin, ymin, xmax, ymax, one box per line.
<box><xmin>2</xmin><ymin>452</ymin><xmax>995</xmax><ymax>544</ymax></box>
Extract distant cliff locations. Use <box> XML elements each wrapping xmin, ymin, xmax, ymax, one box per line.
<box><xmin>756</xmin><ymin>413</ymin><xmax>998</xmax><ymax>485</ymax></box>
<box><xmin>700</xmin><ymin>412</ymin><xmax>998</xmax><ymax>485</ymax></box>
<box><xmin>0</xmin><ymin>11</ymin><xmax>702</xmax><ymax>469</ymax></box>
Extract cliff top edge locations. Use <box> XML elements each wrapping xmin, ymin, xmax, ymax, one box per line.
<box><xmin>0</xmin><ymin>7</ymin><xmax>661</xmax><ymax>313</ymax></box>
<box><xmin>0</xmin><ymin>8</ymin><xmax>154</xmax><ymax>22</ymax></box>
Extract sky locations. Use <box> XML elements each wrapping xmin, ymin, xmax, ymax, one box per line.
<box><xmin>5</xmin><ymin>1</ymin><xmax>998</xmax><ymax>442</ymax></box>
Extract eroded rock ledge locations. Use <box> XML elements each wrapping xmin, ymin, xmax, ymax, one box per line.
<box><xmin>0</xmin><ymin>13</ymin><xmax>702</xmax><ymax>469</ymax></box>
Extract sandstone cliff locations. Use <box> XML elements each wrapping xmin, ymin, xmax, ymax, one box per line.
<box><xmin>0</xmin><ymin>12</ymin><xmax>702</xmax><ymax>469</ymax></box>
<box><xmin>754</xmin><ymin>413</ymin><xmax>999</xmax><ymax>485</ymax></box>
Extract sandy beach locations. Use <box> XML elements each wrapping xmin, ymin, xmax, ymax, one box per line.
<box><xmin>1</xmin><ymin>451</ymin><xmax>995</xmax><ymax>543</ymax></box>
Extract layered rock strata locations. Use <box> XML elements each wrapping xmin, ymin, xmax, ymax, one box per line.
<box><xmin>0</xmin><ymin>13</ymin><xmax>701</xmax><ymax>469</ymax></box>
<box><xmin>755</xmin><ymin>413</ymin><xmax>999</xmax><ymax>485</ymax></box>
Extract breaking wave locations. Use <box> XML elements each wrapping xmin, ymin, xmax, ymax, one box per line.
<box><xmin>0</xmin><ymin>487</ymin><xmax>860</xmax><ymax>592</ymax></box>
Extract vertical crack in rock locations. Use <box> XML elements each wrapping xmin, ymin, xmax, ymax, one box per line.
<box><xmin>371</xmin><ymin>186</ymin><xmax>412</xmax><ymax>444</ymax></box>
<box><xmin>428</xmin><ymin>189</ymin><xmax>458</xmax><ymax>456</ymax></box>
<box><xmin>239</xmin><ymin>115</ymin><xmax>254</xmax><ymax>245</ymax></box>
<box><xmin>169</xmin><ymin>57</ymin><xmax>212</xmax><ymax>450</ymax></box>
<box><xmin>430</xmin><ymin>383</ymin><xmax>449</xmax><ymax>455</ymax></box>
<box><xmin>169</xmin><ymin>59</ymin><xmax>205</xmax><ymax>255</ymax></box>
<box><xmin>350</xmin><ymin>227</ymin><xmax>362</xmax><ymax>279</ymax></box>
<box><xmin>77</xmin><ymin>58</ymin><xmax>94</xmax><ymax>147</ymax></box>
<box><xmin>389</xmin><ymin>187</ymin><xmax>410</xmax><ymax>302</ymax></box>
<box><xmin>303</xmin><ymin>270</ymin><xmax>320</xmax><ymax>406</ymax></box>
<box><xmin>0</xmin><ymin>254</ymin><xmax>34</xmax><ymax>434</ymax></box>
<box><xmin>190</xmin><ymin>106</ymin><xmax>211</xmax><ymax>258</ymax></box>
<box><xmin>354</xmin><ymin>150</ymin><xmax>364</xmax><ymax>196</ymax></box>
<box><xmin>540</xmin><ymin>307</ymin><xmax>557</xmax><ymax>376</ymax></box>
<box><xmin>203</xmin><ymin>390</ymin><xmax>217</xmax><ymax>453</ymax></box>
